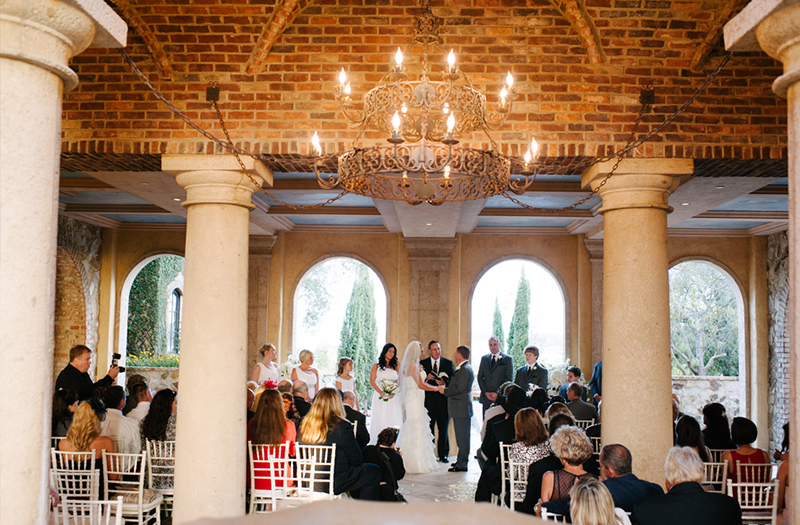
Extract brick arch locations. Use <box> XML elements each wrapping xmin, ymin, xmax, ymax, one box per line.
<box><xmin>111</xmin><ymin>0</ymin><xmax>174</xmax><ymax>78</ymax></box>
<box><xmin>549</xmin><ymin>0</ymin><xmax>605</xmax><ymax>64</ymax></box>
<box><xmin>54</xmin><ymin>248</ymin><xmax>87</xmax><ymax>380</ymax></box>
<box><xmin>246</xmin><ymin>0</ymin><xmax>315</xmax><ymax>75</ymax></box>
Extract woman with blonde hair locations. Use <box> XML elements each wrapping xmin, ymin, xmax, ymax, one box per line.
<box><xmin>58</xmin><ymin>398</ymin><xmax>115</xmax><ymax>495</ymax></box>
<box><xmin>539</xmin><ymin>426</ymin><xmax>595</xmax><ymax>509</ymax></box>
<box><xmin>569</xmin><ymin>477</ymin><xmax>631</xmax><ymax>525</ymax></box>
<box><xmin>299</xmin><ymin>388</ymin><xmax>381</xmax><ymax>500</ymax></box>
<box><xmin>251</xmin><ymin>343</ymin><xmax>279</xmax><ymax>385</ymax></box>
<box><xmin>291</xmin><ymin>349</ymin><xmax>320</xmax><ymax>398</ymax></box>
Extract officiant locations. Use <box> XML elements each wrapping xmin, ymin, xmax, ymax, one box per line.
<box><xmin>514</xmin><ymin>345</ymin><xmax>548</xmax><ymax>391</ymax></box>
<box><xmin>421</xmin><ymin>340</ymin><xmax>455</xmax><ymax>464</ymax></box>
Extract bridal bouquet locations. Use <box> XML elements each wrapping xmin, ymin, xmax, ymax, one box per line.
<box><xmin>380</xmin><ymin>379</ymin><xmax>399</xmax><ymax>401</ymax></box>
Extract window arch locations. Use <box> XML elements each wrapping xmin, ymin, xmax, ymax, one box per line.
<box><xmin>669</xmin><ymin>258</ymin><xmax>746</xmax><ymax>417</ymax></box>
<box><xmin>470</xmin><ymin>257</ymin><xmax>567</xmax><ymax>370</ymax></box>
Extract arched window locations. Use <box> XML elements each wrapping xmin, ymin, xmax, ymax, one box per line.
<box><xmin>669</xmin><ymin>259</ymin><xmax>745</xmax><ymax>417</ymax></box>
<box><xmin>293</xmin><ymin>257</ymin><xmax>387</xmax><ymax>406</ymax></box>
<box><xmin>471</xmin><ymin>258</ymin><xmax>566</xmax><ymax>370</ymax></box>
<box><xmin>166</xmin><ymin>288</ymin><xmax>182</xmax><ymax>354</ymax></box>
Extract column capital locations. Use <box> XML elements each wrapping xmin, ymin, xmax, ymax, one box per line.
<box><xmin>581</xmin><ymin>158</ymin><xmax>691</xmax><ymax>214</ymax></box>
<box><xmin>162</xmin><ymin>154</ymin><xmax>272</xmax><ymax>210</ymax></box>
<box><xmin>584</xmin><ymin>238</ymin><xmax>604</xmax><ymax>261</ymax></box>
<box><xmin>249</xmin><ymin>235</ymin><xmax>277</xmax><ymax>257</ymax></box>
<box><xmin>402</xmin><ymin>237</ymin><xmax>457</xmax><ymax>260</ymax></box>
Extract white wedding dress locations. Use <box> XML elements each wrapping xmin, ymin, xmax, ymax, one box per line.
<box><xmin>396</xmin><ymin>341</ymin><xmax>439</xmax><ymax>474</ymax></box>
<box><xmin>369</xmin><ymin>366</ymin><xmax>403</xmax><ymax>444</ymax></box>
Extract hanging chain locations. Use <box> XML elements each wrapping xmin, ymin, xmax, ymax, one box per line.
<box><xmin>210</xmin><ymin>92</ymin><xmax>348</xmax><ymax>210</ymax></box>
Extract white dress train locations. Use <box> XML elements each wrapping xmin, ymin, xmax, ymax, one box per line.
<box><xmin>396</xmin><ymin>366</ymin><xmax>438</xmax><ymax>474</ymax></box>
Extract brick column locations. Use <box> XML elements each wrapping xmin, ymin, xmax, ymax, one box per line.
<box><xmin>162</xmin><ymin>154</ymin><xmax>270</xmax><ymax>524</ymax></box>
<box><xmin>582</xmin><ymin>158</ymin><xmax>692</xmax><ymax>486</ymax></box>
<box><xmin>0</xmin><ymin>2</ymin><xmax>124</xmax><ymax>523</ymax></box>
<box><xmin>726</xmin><ymin>3</ymin><xmax>800</xmax><ymax>520</ymax></box>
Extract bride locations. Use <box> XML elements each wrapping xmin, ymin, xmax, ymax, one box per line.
<box><xmin>396</xmin><ymin>340</ymin><xmax>439</xmax><ymax>474</ymax></box>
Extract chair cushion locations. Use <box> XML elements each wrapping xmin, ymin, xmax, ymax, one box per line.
<box><xmin>121</xmin><ymin>488</ymin><xmax>160</xmax><ymax>504</ymax></box>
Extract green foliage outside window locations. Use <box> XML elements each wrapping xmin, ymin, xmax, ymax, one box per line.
<box><xmin>507</xmin><ymin>269</ymin><xmax>531</xmax><ymax>370</ymax></box>
<box><xmin>492</xmin><ymin>297</ymin><xmax>505</xmax><ymax>353</ymax></box>
<box><xmin>338</xmin><ymin>266</ymin><xmax>378</xmax><ymax>408</ymax></box>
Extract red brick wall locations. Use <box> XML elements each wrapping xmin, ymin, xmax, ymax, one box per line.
<box><xmin>54</xmin><ymin>247</ymin><xmax>87</xmax><ymax>380</ymax></box>
<box><xmin>61</xmin><ymin>0</ymin><xmax>786</xmax><ymax>160</ymax></box>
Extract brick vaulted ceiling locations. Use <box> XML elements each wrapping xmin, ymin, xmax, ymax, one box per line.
<box><xmin>58</xmin><ymin>0</ymin><xmax>789</xmax><ymax>237</ymax></box>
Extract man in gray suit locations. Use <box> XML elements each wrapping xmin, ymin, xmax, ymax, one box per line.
<box><xmin>566</xmin><ymin>382</ymin><xmax>598</xmax><ymax>421</ymax></box>
<box><xmin>439</xmin><ymin>345</ymin><xmax>474</xmax><ymax>472</ymax></box>
<box><xmin>477</xmin><ymin>336</ymin><xmax>513</xmax><ymax>414</ymax></box>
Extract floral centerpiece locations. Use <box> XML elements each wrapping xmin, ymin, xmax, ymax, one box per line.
<box><xmin>538</xmin><ymin>358</ymin><xmax>588</xmax><ymax>398</ymax></box>
<box><xmin>380</xmin><ymin>379</ymin><xmax>398</xmax><ymax>401</ymax></box>
<box><xmin>279</xmin><ymin>353</ymin><xmax>301</xmax><ymax>380</ymax></box>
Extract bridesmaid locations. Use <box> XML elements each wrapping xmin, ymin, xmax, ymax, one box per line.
<box><xmin>368</xmin><ymin>343</ymin><xmax>402</xmax><ymax>444</ymax></box>
<box><xmin>251</xmin><ymin>343</ymin><xmax>279</xmax><ymax>385</ymax></box>
<box><xmin>291</xmin><ymin>349</ymin><xmax>320</xmax><ymax>398</ymax></box>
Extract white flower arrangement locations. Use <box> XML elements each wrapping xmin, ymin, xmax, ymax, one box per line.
<box><xmin>279</xmin><ymin>353</ymin><xmax>301</xmax><ymax>379</ymax></box>
<box><xmin>380</xmin><ymin>379</ymin><xmax>399</xmax><ymax>401</ymax></box>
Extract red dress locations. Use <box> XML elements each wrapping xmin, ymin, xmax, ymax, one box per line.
<box><xmin>729</xmin><ymin>448</ymin><xmax>770</xmax><ymax>483</ymax></box>
<box><xmin>251</xmin><ymin>420</ymin><xmax>297</xmax><ymax>490</ymax></box>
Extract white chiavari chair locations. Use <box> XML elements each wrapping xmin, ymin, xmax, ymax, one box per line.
<box><xmin>145</xmin><ymin>440</ymin><xmax>175</xmax><ymax>516</ymax></box>
<box><xmin>727</xmin><ymin>479</ymin><xmax>779</xmax><ymax>525</ymax></box>
<box><xmin>295</xmin><ymin>444</ymin><xmax>338</xmax><ymax>502</ymax></box>
<box><xmin>541</xmin><ymin>509</ymin><xmax>568</xmax><ymax>522</ymax></box>
<box><xmin>102</xmin><ymin>451</ymin><xmax>162</xmax><ymax>525</ymax></box>
<box><xmin>507</xmin><ymin>447</ymin><xmax>529</xmax><ymax>511</ymax></box>
<box><xmin>495</xmin><ymin>442</ymin><xmax>513</xmax><ymax>507</ymax></box>
<box><xmin>702</xmin><ymin>461</ymin><xmax>728</xmax><ymax>493</ymax></box>
<box><xmin>50</xmin><ymin>449</ymin><xmax>98</xmax><ymax>524</ymax></box>
<box><xmin>575</xmin><ymin>419</ymin><xmax>595</xmax><ymax>430</ymax></box>
<box><xmin>708</xmin><ymin>449</ymin><xmax>727</xmax><ymax>463</ymax></box>
<box><xmin>736</xmin><ymin>462</ymin><xmax>775</xmax><ymax>484</ymax></box>
<box><xmin>590</xmin><ymin>436</ymin><xmax>602</xmax><ymax>454</ymax></box>
<box><xmin>248</xmin><ymin>442</ymin><xmax>296</xmax><ymax>513</ymax></box>
<box><xmin>59</xmin><ymin>496</ymin><xmax>123</xmax><ymax>525</ymax></box>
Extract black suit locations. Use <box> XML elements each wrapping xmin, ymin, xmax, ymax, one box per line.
<box><xmin>344</xmin><ymin>405</ymin><xmax>370</xmax><ymax>449</ymax></box>
<box><xmin>420</xmin><ymin>356</ymin><xmax>454</xmax><ymax>460</ymax></box>
<box><xmin>631</xmin><ymin>481</ymin><xmax>742</xmax><ymax>525</ymax></box>
<box><xmin>324</xmin><ymin>419</ymin><xmax>382</xmax><ymax>500</ymax></box>
<box><xmin>55</xmin><ymin>363</ymin><xmax>113</xmax><ymax>401</ymax></box>
<box><xmin>514</xmin><ymin>364</ymin><xmax>548</xmax><ymax>391</ymax></box>
<box><xmin>294</xmin><ymin>396</ymin><xmax>311</xmax><ymax>418</ymax></box>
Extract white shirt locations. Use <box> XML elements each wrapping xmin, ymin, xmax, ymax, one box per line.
<box><xmin>126</xmin><ymin>401</ymin><xmax>150</xmax><ymax>422</ymax></box>
<box><xmin>101</xmin><ymin>408</ymin><xmax>141</xmax><ymax>454</ymax></box>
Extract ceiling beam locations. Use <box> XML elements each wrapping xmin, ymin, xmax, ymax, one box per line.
<box><xmin>266</xmin><ymin>206</ymin><xmax>380</xmax><ymax>216</ymax></box>
<box><xmin>479</xmin><ymin>208</ymin><xmax>594</xmax><ymax>218</ymax></box>
<box><xmin>62</xmin><ymin>204</ymin><xmax>170</xmax><ymax>214</ymax></box>
<box><xmin>694</xmin><ymin>210</ymin><xmax>788</xmax><ymax>220</ymax></box>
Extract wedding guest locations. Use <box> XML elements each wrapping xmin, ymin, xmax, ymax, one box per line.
<box><xmin>299</xmin><ymin>388</ymin><xmax>381</xmax><ymax>500</ymax></box>
<box><xmin>701</xmin><ymin>402</ymin><xmax>734</xmax><ymax>450</ymax></box>
<box><xmin>514</xmin><ymin>345</ymin><xmax>548</xmax><ymax>391</ymax></box>
<box><xmin>475</xmin><ymin>386</ymin><xmax>526</xmax><ymax>501</ymax></box>
<box><xmin>52</xmin><ymin>389</ymin><xmax>78</xmax><ymax>438</ymax></box>
<box><xmin>675</xmin><ymin>415</ymin><xmax>711</xmax><ymax>462</ymax></box>
<box><xmin>140</xmin><ymin>389</ymin><xmax>177</xmax><ymax>450</ymax></box>
<box><xmin>506</xmin><ymin>408</ymin><xmax>552</xmax><ymax>506</ymax></box>
<box><xmin>100</xmin><ymin>385</ymin><xmax>141</xmax><ymax>454</ymax></box>
<box><xmin>722</xmin><ymin>417</ymin><xmax>770</xmax><ymax>483</ymax></box>
<box><xmin>539</xmin><ymin>426</ymin><xmax>595</xmax><ymax>511</ymax></box>
<box><xmin>251</xmin><ymin>343</ymin><xmax>279</xmax><ymax>385</ymax></box>
<box><xmin>546</xmin><ymin>402</ymin><xmax>573</xmax><ymax>422</ymax></box>
<box><xmin>249</xmin><ymin>388</ymin><xmax>296</xmax><ymax>492</ymax></box>
<box><xmin>125</xmin><ymin>381</ymin><xmax>152</xmax><ymax>422</ymax></box>
<box><xmin>570</xmin><ymin>477</ymin><xmax>632</xmax><ymax>525</ymax></box>
<box><xmin>292</xmin><ymin>380</ymin><xmax>312</xmax><ymax>418</ymax></box>
<box><xmin>277</xmin><ymin>379</ymin><xmax>293</xmax><ymax>393</ymax></box>
<box><xmin>58</xmin><ymin>399</ymin><xmax>115</xmax><ymax>496</ymax></box>
<box><xmin>480</xmin><ymin>381</ymin><xmax>515</xmax><ymax>441</ymax></box>
<box><xmin>566</xmin><ymin>382</ymin><xmax>597</xmax><ymax>421</ymax></box>
<box><xmin>343</xmin><ymin>391</ymin><xmax>369</xmax><ymax>449</ymax></box>
<box><xmin>775</xmin><ymin>423</ymin><xmax>790</xmax><ymax>524</ymax></box>
<box><xmin>362</xmin><ymin>427</ymin><xmax>406</xmax><ymax>502</ymax></box>
<box><xmin>291</xmin><ymin>349</ymin><xmax>320</xmax><ymax>397</ymax></box>
<box><xmin>55</xmin><ymin>345</ymin><xmax>119</xmax><ymax>401</ymax></box>
<box><xmin>557</xmin><ymin>366</ymin><xmax>588</xmax><ymax>401</ymax></box>
<box><xmin>527</xmin><ymin>387</ymin><xmax>550</xmax><ymax>417</ymax></box>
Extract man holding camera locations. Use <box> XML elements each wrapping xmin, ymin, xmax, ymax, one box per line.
<box><xmin>55</xmin><ymin>344</ymin><xmax>120</xmax><ymax>400</ymax></box>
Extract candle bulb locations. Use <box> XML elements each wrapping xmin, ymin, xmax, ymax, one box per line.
<box><xmin>524</xmin><ymin>149</ymin><xmax>532</xmax><ymax>165</ymax></box>
<box><xmin>499</xmin><ymin>87</ymin><xmax>508</xmax><ymax>108</ymax></box>
<box><xmin>447</xmin><ymin>50</ymin><xmax>455</xmax><ymax>73</ymax></box>
<box><xmin>339</xmin><ymin>68</ymin><xmax>347</xmax><ymax>85</ymax></box>
<box><xmin>447</xmin><ymin>113</ymin><xmax>455</xmax><ymax>133</ymax></box>
<box><xmin>530</xmin><ymin>137</ymin><xmax>539</xmax><ymax>157</ymax></box>
<box><xmin>344</xmin><ymin>82</ymin><xmax>351</xmax><ymax>96</ymax></box>
<box><xmin>395</xmin><ymin>48</ymin><xmax>403</xmax><ymax>70</ymax></box>
<box><xmin>444</xmin><ymin>166</ymin><xmax>450</xmax><ymax>179</ymax></box>
<box><xmin>311</xmin><ymin>132</ymin><xmax>322</xmax><ymax>155</ymax></box>
<box><xmin>392</xmin><ymin>111</ymin><xmax>401</xmax><ymax>132</ymax></box>
<box><xmin>506</xmin><ymin>71</ymin><xmax>514</xmax><ymax>88</ymax></box>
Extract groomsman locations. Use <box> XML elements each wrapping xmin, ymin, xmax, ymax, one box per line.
<box><xmin>439</xmin><ymin>345</ymin><xmax>474</xmax><ymax>472</ymax></box>
<box><xmin>477</xmin><ymin>336</ymin><xmax>513</xmax><ymax>414</ymax></box>
<box><xmin>421</xmin><ymin>340</ymin><xmax>455</xmax><ymax>463</ymax></box>
<box><xmin>514</xmin><ymin>345</ymin><xmax>548</xmax><ymax>391</ymax></box>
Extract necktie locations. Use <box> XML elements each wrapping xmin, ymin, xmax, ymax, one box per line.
<box><xmin>433</xmin><ymin>360</ymin><xmax>438</xmax><ymax>375</ymax></box>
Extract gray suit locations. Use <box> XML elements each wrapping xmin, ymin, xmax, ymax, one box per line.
<box><xmin>567</xmin><ymin>398</ymin><xmax>598</xmax><ymax>421</ymax></box>
<box><xmin>445</xmin><ymin>361</ymin><xmax>474</xmax><ymax>469</ymax></box>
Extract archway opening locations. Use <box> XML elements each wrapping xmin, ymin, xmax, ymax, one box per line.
<box><xmin>669</xmin><ymin>260</ymin><xmax>745</xmax><ymax>419</ymax></box>
<box><xmin>293</xmin><ymin>257</ymin><xmax>387</xmax><ymax>406</ymax></box>
<box><xmin>471</xmin><ymin>258</ymin><xmax>566</xmax><ymax>372</ymax></box>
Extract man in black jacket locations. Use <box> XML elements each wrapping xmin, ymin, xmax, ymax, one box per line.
<box><xmin>292</xmin><ymin>380</ymin><xmax>312</xmax><ymax>418</ymax></box>
<box><xmin>420</xmin><ymin>340</ymin><xmax>454</xmax><ymax>463</ymax></box>
<box><xmin>343</xmin><ymin>391</ymin><xmax>370</xmax><ymax>449</ymax></box>
<box><xmin>631</xmin><ymin>446</ymin><xmax>742</xmax><ymax>525</ymax></box>
<box><xmin>55</xmin><ymin>345</ymin><xmax>119</xmax><ymax>400</ymax></box>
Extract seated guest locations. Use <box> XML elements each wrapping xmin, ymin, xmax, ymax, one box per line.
<box><xmin>701</xmin><ymin>402</ymin><xmax>734</xmax><ymax>450</ymax></box>
<box><xmin>570</xmin><ymin>477</ymin><xmax>632</xmax><ymax>525</ymax></box>
<box><xmin>518</xmin><ymin>413</ymin><xmax>576</xmax><ymax>514</ymax></box>
<box><xmin>478</xmin><ymin>386</ymin><xmax>526</xmax><ymax>470</ymax></box>
<box><xmin>480</xmin><ymin>381</ymin><xmax>516</xmax><ymax>441</ymax></box>
<box><xmin>282</xmin><ymin>392</ymin><xmax>301</xmax><ymax>433</ymax></box>
<box><xmin>566</xmin><ymin>382</ymin><xmax>598</xmax><ymax>422</ymax></box>
<box><xmin>125</xmin><ymin>381</ymin><xmax>152</xmax><ymax>422</ymax></box>
<box><xmin>527</xmin><ymin>387</ymin><xmax>550</xmax><ymax>417</ymax></box>
<box><xmin>775</xmin><ymin>423</ymin><xmax>789</xmax><ymax>525</ymax></box>
<box><xmin>539</xmin><ymin>426</ymin><xmax>595</xmax><ymax>512</ymax></box>
<box><xmin>277</xmin><ymin>379</ymin><xmax>293</xmax><ymax>393</ymax></box>
<box><xmin>514</xmin><ymin>345</ymin><xmax>548</xmax><ymax>391</ymax></box>
<box><xmin>58</xmin><ymin>399</ymin><xmax>115</xmax><ymax>496</ymax></box>
<box><xmin>140</xmin><ymin>389</ymin><xmax>177</xmax><ymax>451</ymax></box>
<box><xmin>299</xmin><ymin>388</ymin><xmax>381</xmax><ymax>500</ymax></box>
<box><xmin>55</xmin><ymin>344</ymin><xmax>119</xmax><ymax>401</ymax></box>
<box><xmin>543</xmin><ymin>443</ymin><xmax>663</xmax><ymax>516</ymax></box>
<box><xmin>52</xmin><ymin>389</ymin><xmax>78</xmax><ymax>438</ymax></box>
<box><xmin>675</xmin><ymin>415</ymin><xmax>710</xmax><ymax>462</ymax></box>
<box><xmin>362</xmin><ymin>427</ymin><xmax>406</xmax><ymax>502</ymax></box>
<box><xmin>631</xmin><ymin>447</ymin><xmax>742</xmax><ymax>525</ymax></box>
<box><xmin>722</xmin><ymin>417</ymin><xmax>770</xmax><ymax>482</ymax></box>
<box><xmin>557</xmin><ymin>366</ymin><xmax>589</xmax><ymax>401</ymax></box>
<box><xmin>506</xmin><ymin>408</ymin><xmax>552</xmax><ymax>505</ymax></box>
<box><xmin>546</xmin><ymin>402</ymin><xmax>573</xmax><ymax>422</ymax></box>
<box><xmin>342</xmin><ymin>391</ymin><xmax>369</xmax><ymax>449</ymax></box>
<box><xmin>249</xmin><ymin>388</ymin><xmax>296</xmax><ymax>491</ymax></box>
<box><xmin>586</xmin><ymin>401</ymin><xmax>601</xmax><ymax>438</ymax></box>
<box><xmin>100</xmin><ymin>385</ymin><xmax>141</xmax><ymax>454</ymax></box>
<box><xmin>293</xmin><ymin>380</ymin><xmax>312</xmax><ymax>418</ymax></box>
<box><xmin>246</xmin><ymin>387</ymin><xmax>256</xmax><ymax>422</ymax></box>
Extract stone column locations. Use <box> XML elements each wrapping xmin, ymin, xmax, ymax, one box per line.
<box><xmin>0</xmin><ymin>2</ymin><xmax>124</xmax><ymax>523</ymax></box>
<box><xmin>726</xmin><ymin>3</ymin><xmax>800</xmax><ymax>519</ymax></box>
<box><xmin>403</xmin><ymin>237</ymin><xmax>457</xmax><ymax>354</ymax></box>
<box><xmin>162</xmin><ymin>155</ymin><xmax>270</xmax><ymax>524</ymax></box>
<box><xmin>248</xmin><ymin>235</ymin><xmax>277</xmax><ymax>364</ymax></box>
<box><xmin>584</xmin><ymin>238</ymin><xmax>604</xmax><ymax>367</ymax></box>
<box><xmin>582</xmin><ymin>159</ymin><xmax>692</xmax><ymax>486</ymax></box>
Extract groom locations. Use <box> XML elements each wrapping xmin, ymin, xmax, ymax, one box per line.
<box><xmin>439</xmin><ymin>345</ymin><xmax>474</xmax><ymax>472</ymax></box>
<box><xmin>421</xmin><ymin>340</ymin><xmax>455</xmax><ymax>463</ymax></box>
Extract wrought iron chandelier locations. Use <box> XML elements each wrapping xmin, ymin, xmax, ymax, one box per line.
<box><xmin>311</xmin><ymin>2</ymin><xmax>539</xmax><ymax>205</ymax></box>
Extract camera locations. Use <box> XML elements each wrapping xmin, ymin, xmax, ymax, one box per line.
<box><xmin>112</xmin><ymin>353</ymin><xmax>126</xmax><ymax>373</ymax></box>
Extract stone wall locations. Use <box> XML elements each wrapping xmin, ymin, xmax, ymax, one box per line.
<box><xmin>125</xmin><ymin>367</ymin><xmax>179</xmax><ymax>392</ymax></box>
<box><xmin>767</xmin><ymin>231</ymin><xmax>789</xmax><ymax>451</ymax></box>
<box><xmin>672</xmin><ymin>376</ymin><xmax>741</xmax><ymax>421</ymax></box>
<box><xmin>55</xmin><ymin>216</ymin><xmax>103</xmax><ymax>378</ymax></box>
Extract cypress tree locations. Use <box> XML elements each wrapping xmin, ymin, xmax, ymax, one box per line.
<box><xmin>338</xmin><ymin>266</ymin><xmax>378</xmax><ymax>407</ymax></box>
<box><xmin>506</xmin><ymin>269</ymin><xmax>531</xmax><ymax>370</ymax></box>
<box><xmin>492</xmin><ymin>297</ymin><xmax>505</xmax><ymax>352</ymax></box>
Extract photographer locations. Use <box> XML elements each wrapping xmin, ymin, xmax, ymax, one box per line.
<box><xmin>55</xmin><ymin>345</ymin><xmax>119</xmax><ymax>401</ymax></box>
<box><xmin>362</xmin><ymin>427</ymin><xmax>407</xmax><ymax>502</ymax></box>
